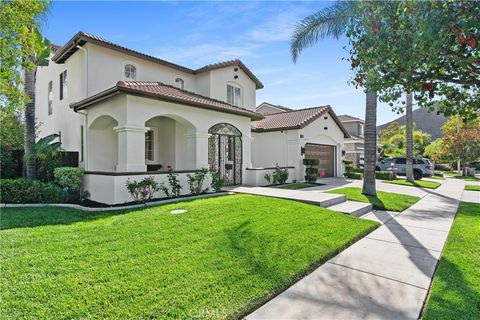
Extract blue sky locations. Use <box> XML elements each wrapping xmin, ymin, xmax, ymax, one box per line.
<box><xmin>42</xmin><ymin>1</ymin><xmax>405</xmax><ymax>125</ymax></box>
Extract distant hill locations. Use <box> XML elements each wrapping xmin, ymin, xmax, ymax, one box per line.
<box><xmin>378</xmin><ymin>107</ymin><xmax>447</xmax><ymax>140</ymax></box>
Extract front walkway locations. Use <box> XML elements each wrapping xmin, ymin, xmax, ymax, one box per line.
<box><xmin>247</xmin><ymin>178</ymin><xmax>465</xmax><ymax>320</ymax></box>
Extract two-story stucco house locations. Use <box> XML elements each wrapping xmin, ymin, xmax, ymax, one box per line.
<box><xmin>36</xmin><ymin>31</ymin><xmax>348</xmax><ymax>204</ymax></box>
<box><xmin>338</xmin><ymin>115</ymin><xmax>365</xmax><ymax>168</ymax></box>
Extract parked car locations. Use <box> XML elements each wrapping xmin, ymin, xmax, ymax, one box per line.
<box><xmin>376</xmin><ymin>157</ymin><xmax>434</xmax><ymax>180</ymax></box>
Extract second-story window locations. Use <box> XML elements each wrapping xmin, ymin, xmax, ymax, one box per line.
<box><xmin>59</xmin><ymin>70</ymin><xmax>67</xmax><ymax>100</ymax></box>
<box><xmin>175</xmin><ymin>78</ymin><xmax>184</xmax><ymax>90</ymax></box>
<box><xmin>47</xmin><ymin>81</ymin><xmax>53</xmax><ymax>115</ymax></box>
<box><xmin>359</xmin><ymin>124</ymin><xmax>364</xmax><ymax>137</ymax></box>
<box><xmin>227</xmin><ymin>84</ymin><xmax>242</xmax><ymax>106</ymax></box>
<box><xmin>124</xmin><ymin>64</ymin><xmax>136</xmax><ymax>80</ymax></box>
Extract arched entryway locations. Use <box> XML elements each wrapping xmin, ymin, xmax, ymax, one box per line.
<box><xmin>87</xmin><ymin>115</ymin><xmax>118</xmax><ymax>171</ymax></box>
<box><xmin>208</xmin><ymin>123</ymin><xmax>242</xmax><ymax>185</ymax></box>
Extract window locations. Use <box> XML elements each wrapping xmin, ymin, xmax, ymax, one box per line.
<box><xmin>395</xmin><ymin>157</ymin><xmax>406</xmax><ymax>165</ymax></box>
<box><xmin>359</xmin><ymin>124</ymin><xmax>364</xmax><ymax>137</ymax></box>
<box><xmin>47</xmin><ymin>81</ymin><xmax>53</xmax><ymax>115</ymax></box>
<box><xmin>80</xmin><ymin>125</ymin><xmax>84</xmax><ymax>162</ymax></box>
<box><xmin>227</xmin><ymin>84</ymin><xmax>242</xmax><ymax>106</ymax></box>
<box><xmin>59</xmin><ymin>70</ymin><xmax>67</xmax><ymax>100</ymax></box>
<box><xmin>124</xmin><ymin>64</ymin><xmax>136</xmax><ymax>80</ymax></box>
<box><xmin>145</xmin><ymin>130</ymin><xmax>154</xmax><ymax>161</ymax></box>
<box><xmin>175</xmin><ymin>78</ymin><xmax>184</xmax><ymax>90</ymax></box>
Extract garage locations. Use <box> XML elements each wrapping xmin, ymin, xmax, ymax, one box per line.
<box><xmin>305</xmin><ymin>143</ymin><xmax>336</xmax><ymax>177</ymax></box>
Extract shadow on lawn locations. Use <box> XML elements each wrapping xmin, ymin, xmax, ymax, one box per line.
<box><xmin>0</xmin><ymin>207</ymin><xmax>132</xmax><ymax>231</ymax></box>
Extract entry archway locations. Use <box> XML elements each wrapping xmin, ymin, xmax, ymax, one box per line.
<box><xmin>208</xmin><ymin>123</ymin><xmax>242</xmax><ymax>185</ymax></box>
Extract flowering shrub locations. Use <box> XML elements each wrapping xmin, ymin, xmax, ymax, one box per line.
<box><xmin>272</xmin><ymin>165</ymin><xmax>289</xmax><ymax>184</ymax></box>
<box><xmin>210</xmin><ymin>171</ymin><xmax>224</xmax><ymax>192</ymax></box>
<box><xmin>187</xmin><ymin>168</ymin><xmax>209</xmax><ymax>195</ymax></box>
<box><xmin>125</xmin><ymin>176</ymin><xmax>161</xmax><ymax>203</ymax></box>
<box><xmin>166</xmin><ymin>168</ymin><xmax>182</xmax><ymax>197</ymax></box>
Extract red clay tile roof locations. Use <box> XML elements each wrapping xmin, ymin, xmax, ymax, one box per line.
<box><xmin>70</xmin><ymin>81</ymin><xmax>263</xmax><ymax>120</ymax></box>
<box><xmin>252</xmin><ymin>106</ymin><xmax>350</xmax><ymax>137</ymax></box>
<box><xmin>50</xmin><ymin>44</ymin><xmax>62</xmax><ymax>52</ymax></box>
<box><xmin>52</xmin><ymin>31</ymin><xmax>263</xmax><ymax>88</ymax></box>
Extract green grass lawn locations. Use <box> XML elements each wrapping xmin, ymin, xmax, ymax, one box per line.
<box><xmin>381</xmin><ymin>179</ymin><xmax>441</xmax><ymax>189</ymax></box>
<box><xmin>422</xmin><ymin>202</ymin><xmax>480</xmax><ymax>320</ymax></box>
<box><xmin>428</xmin><ymin>175</ymin><xmax>445</xmax><ymax>180</ymax></box>
<box><xmin>326</xmin><ymin>187</ymin><xmax>420</xmax><ymax>212</ymax></box>
<box><xmin>453</xmin><ymin>175</ymin><xmax>480</xmax><ymax>182</ymax></box>
<box><xmin>273</xmin><ymin>182</ymin><xmax>317</xmax><ymax>190</ymax></box>
<box><xmin>465</xmin><ymin>185</ymin><xmax>480</xmax><ymax>191</ymax></box>
<box><xmin>0</xmin><ymin>194</ymin><xmax>377</xmax><ymax>319</ymax></box>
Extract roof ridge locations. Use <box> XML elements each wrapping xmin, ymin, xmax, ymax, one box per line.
<box><xmin>263</xmin><ymin>105</ymin><xmax>330</xmax><ymax>116</ymax></box>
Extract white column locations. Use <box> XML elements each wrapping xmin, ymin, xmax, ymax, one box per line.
<box><xmin>243</xmin><ymin>135</ymin><xmax>253</xmax><ymax>169</ymax></box>
<box><xmin>185</xmin><ymin>131</ymin><xmax>211</xmax><ymax>169</ymax></box>
<box><xmin>114</xmin><ymin>125</ymin><xmax>149</xmax><ymax>172</ymax></box>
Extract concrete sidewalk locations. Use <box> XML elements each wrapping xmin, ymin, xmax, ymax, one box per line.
<box><xmin>247</xmin><ymin>178</ymin><xmax>465</xmax><ymax>320</ymax></box>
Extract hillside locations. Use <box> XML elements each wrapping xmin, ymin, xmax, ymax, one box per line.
<box><xmin>378</xmin><ymin>107</ymin><xmax>447</xmax><ymax>140</ymax></box>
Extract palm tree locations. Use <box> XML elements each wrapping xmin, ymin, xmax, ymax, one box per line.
<box><xmin>23</xmin><ymin>30</ymin><xmax>51</xmax><ymax>179</ymax></box>
<box><xmin>291</xmin><ymin>1</ymin><xmax>378</xmax><ymax>195</ymax></box>
<box><xmin>405</xmin><ymin>93</ymin><xmax>414</xmax><ymax>182</ymax></box>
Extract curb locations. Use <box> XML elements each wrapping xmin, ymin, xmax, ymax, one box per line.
<box><xmin>1</xmin><ymin>192</ymin><xmax>232</xmax><ymax>212</ymax></box>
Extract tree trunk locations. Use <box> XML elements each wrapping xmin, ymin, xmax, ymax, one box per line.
<box><xmin>405</xmin><ymin>93</ymin><xmax>414</xmax><ymax>182</ymax></box>
<box><xmin>362</xmin><ymin>90</ymin><xmax>377</xmax><ymax>196</ymax></box>
<box><xmin>24</xmin><ymin>66</ymin><xmax>36</xmax><ymax>179</ymax></box>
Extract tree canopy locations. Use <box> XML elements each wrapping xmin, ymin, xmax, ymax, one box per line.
<box><xmin>379</xmin><ymin>122</ymin><xmax>432</xmax><ymax>158</ymax></box>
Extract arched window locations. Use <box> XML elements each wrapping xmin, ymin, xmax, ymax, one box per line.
<box><xmin>175</xmin><ymin>78</ymin><xmax>184</xmax><ymax>90</ymax></box>
<box><xmin>124</xmin><ymin>64</ymin><xmax>136</xmax><ymax>80</ymax></box>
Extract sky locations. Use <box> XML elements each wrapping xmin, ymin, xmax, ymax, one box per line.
<box><xmin>42</xmin><ymin>0</ymin><xmax>407</xmax><ymax>125</ymax></box>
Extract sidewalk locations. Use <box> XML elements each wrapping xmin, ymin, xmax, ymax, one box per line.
<box><xmin>247</xmin><ymin>178</ymin><xmax>465</xmax><ymax>320</ymax></box>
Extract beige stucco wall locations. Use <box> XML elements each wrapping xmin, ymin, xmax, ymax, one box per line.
<box><xmin>209</xmin><ymin>68</ymin><xmax>257</xmax><ymax>111</ymax></box>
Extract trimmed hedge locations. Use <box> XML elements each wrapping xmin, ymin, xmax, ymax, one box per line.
<box><xmin>344</xmin><ymin>172</ymin><xmax>363</xmax><ymax>179</ymax></box>
<box><xmin>376</xmin><ymin>170</ymin><xmax>395</xmax><ymax>180</ymax></box>
<box><xmin>303</xmin><ymin>158</ymin><xmax>320</xmax><ymax>166</ymax></box>
<box><xmin>0</xmin><ymin>179</ymin><xmax>62</xmax><ymax>204</ymax></box>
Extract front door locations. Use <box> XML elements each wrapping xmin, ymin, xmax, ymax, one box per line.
<box><xmin>208</xmin><ymin>123</ymin><xmax>242</xmax><ymax>186</ymax></box>
<box><xmin>305</xmin><ymin>143</ymin><xmax>336</xmax><ymax>177</ymax></box>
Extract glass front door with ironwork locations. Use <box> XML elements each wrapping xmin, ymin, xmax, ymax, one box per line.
<box><xmin>208</xmin><ymin>123</ymin><xmax>242</xmax><ymax>186</ymax></box>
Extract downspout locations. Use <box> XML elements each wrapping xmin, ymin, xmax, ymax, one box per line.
<box><xmin>76</xmin><ymin>45</ymin><xmax>88</xmax><ymax>170</ymax></box>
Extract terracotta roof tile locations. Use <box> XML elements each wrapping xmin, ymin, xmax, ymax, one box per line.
<box><xmin>71</xmin><ymin>81</ymin><xmax>263</xmax><ymax>120</ymax></box>
<box><xmin>52</xmin><ymin>31</ymin><xmax>263</xmax><ymax>88</ymax></box>
<box><xmin>252</xmin><ymin>106</ymin><xmax>350</xmax><ymax>138</ymax></box>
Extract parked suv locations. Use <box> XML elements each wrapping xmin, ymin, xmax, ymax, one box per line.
<box><xmin>376</xmin><ymin>157</ymin><xmax>434</xmax><ymax>180</ymax></box>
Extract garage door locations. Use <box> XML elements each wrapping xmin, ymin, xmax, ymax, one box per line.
<box><xmin>305</xmin><ymin>143</ymin><xmax>336</xmax><ymax>177</ymax></box>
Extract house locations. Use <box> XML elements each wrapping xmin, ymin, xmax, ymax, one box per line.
<box><xmin>250</xmin><ymin>105</ymin><xmax>350</xmax><ymax>184</ymax></box>
<box><xmin>338</xmin><ymin>115</ymin><xmax>365</xmax><ymax>168</ymax></box>
<box><xmin>35</xmin><ymin>31</ymin><xmax>348</xmax><ymax>204</ymax></box>
<box><xmin>256</xmin><ymin>102</ymin><xmax>292</xmax><ymax>115</ymax></box>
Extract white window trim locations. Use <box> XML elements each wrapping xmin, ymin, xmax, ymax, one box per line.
<box><xmin>121</xmin><ymin>61</ymin><xmax>138</xmax><ymax>81</ymax></box>
<box><xmin>174</xmin><ymin>76</ymin><xmax>185</xmax><ymax>90</ymax></box>
<box><xmin>227</xmin><ymin>82</ymin><xmax>243</xmax><ymax>107</ymax></box>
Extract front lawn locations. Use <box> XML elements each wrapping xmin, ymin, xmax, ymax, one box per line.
<box><xmin>273</xmin><ymin>182</ymin><xmax>317</xmax><ymax>190</ymax></box>
<box><xmin>0</xmin><ymin>194</ymin><xmax>377</xmax><ymax>319</ymax></box>
<box><xmin>465</xmin><ymin>185</ymin><xmax>480</xmax><ymax>191</ymax></box>
<box><xmin>453</xmin><ymin>175</ymin><xmax>480</xmax><ymax>182</ymax></box>
<box><xmin>326</xmin><ymin>187</ymin><xmax>420</xmax><ymax>212</ymax></box>
<box><xmin>428</xmin><ymin>175</ymin><xmax>445</xmax><ymax>180</ymax></box>
<box><xmin>381</xmin><ymin>179</ymin><xmax>441</xmax><ymax>189</ymax></box>
<box><xmin>422</xmin><ymin>202</ymin><xmax>480</xmax><ymax>320</ymax></box>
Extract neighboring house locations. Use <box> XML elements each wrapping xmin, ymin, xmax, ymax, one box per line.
<box><xmin>251</xmin><ymin>105</ymin><xmax>350</xmax><ymax>183</ymax></box>
<box><xmin>338</xmin><ymin>115</ymin><xmax>365</xmax><ymax>168</ymax></box>
<box><xmin>35</xmin><ymin>31</ymin><xmax>349</xmax><ymax>204</ymax></box>
<box><xmin>256</xmin><ymin>102</ymin><xmax>292</xmax><ymax>115</ymax></box>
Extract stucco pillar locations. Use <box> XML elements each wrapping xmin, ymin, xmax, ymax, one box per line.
<box><xmin>243</xmin><ymin>135</ymin><xmax>253</xmax><ymax>168</ymax></box>
<box><xmin>185</xmin><ymin>131</ymin><xmax>211</xmax><ymax>169</ymax></box>
<box><xmin>114</xmin><ymin>125</ymin><xmax>149</xmax><ymax>172</ymax></box>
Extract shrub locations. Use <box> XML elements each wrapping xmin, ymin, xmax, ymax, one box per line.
<box><xmin>210</xmin><ymin>171</ymin><xmax>224</xmax><ymax>192</ymax></box>
<box><xmin>434</xmin><ymin>163</ymin><xmax>452</xmax><ymax>171</ymax></box>
<box><xmin>166</xmin><ymin>169</ymin><xmax>182</xmax><ymax>197</ymax></box>
<box><xmin>352</xmin><ymin>168</ymin><xmax>364</xmax><ymax>174</ymax></box>
<box><xmin>0</xmin><ymin>178</ymin><xmax>62</xmax><ymax>204</ymax></box>
<box><xmin>303</xmin><ymin>158</ymin><xmax>319</xmax><ymax>183</ymax></box>
<box><xmin>342</xmin><ymin>159</ymin><xmax>354</xmax><ymax>165</ymax></box>
<box><xmin>376</xmin><ymin>170</ymin><xmax>395</xmax><ymax>180</ymax></box>
<box><xmin>344</xmin><ymin>172</ymin><xmax>363</xmax><ymax>179</ymax></box>
<box><xmin>125</xmin><ymin>176</ymin><xmax>162</xmax><ymax>203</ymax></box>
<box><xmin>264</xmin><ymin>173</ymin><xmax>272</xmax><ymax>185</ymax></box>
<box><xmin>187</xmin><ymin>168</ymin><xmax>209</xmax><ymax>195</ymax></box>
<box><xmin>272</xmin><ymin>165</ymin><xmax>289</xmax><ymax>184</ymax></box>
<box><xmin>54</xmin><ymin>167</ymin><xmax>84</xmax><ymax>202</ymax></box>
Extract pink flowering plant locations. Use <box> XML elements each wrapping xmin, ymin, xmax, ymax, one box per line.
<box><xmin>125</xmin><ymin>176</ymin><xmax>162</xmax><ymax>203</ymax></box>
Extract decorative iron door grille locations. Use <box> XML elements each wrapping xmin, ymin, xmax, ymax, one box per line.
<box><xmin>208</xmin><ymin>123</ymin><xmax>242</xmax><ymax>186</ymax></box>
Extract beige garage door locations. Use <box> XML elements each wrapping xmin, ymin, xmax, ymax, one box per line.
<box><xmin>305</xmin><ymin>143</ymin><xmax>336</xmax><ymax>177</ymax></box>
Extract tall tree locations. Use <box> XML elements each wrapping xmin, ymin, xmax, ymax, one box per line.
<box><xmin>0</xmin><ymin>0</ymin><xmax>50</xmax><ymax>178</ymax></box>
<box><xmin>405</xmin><ymin>93</ymin><xmax>414</xmax><ymax>182</ymax></box>
<box><xmin>290</xmin><ymin>0</ymin><xmax>379</xmax><ymax>196</ymax></box>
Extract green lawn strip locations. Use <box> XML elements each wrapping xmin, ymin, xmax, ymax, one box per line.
<box><xmin>428</xmin><ymin>175</ymin><xmax>445</xmax><ymax>180</ymax></box>
<box><xmin>453</xmin><ymin>175</ymin><xmax>480</xmax><ymax>182</ymax></box>
<box><xmin>381</xmin><ymin>179</ymin><xmax>441</xmax><ymax>189</ymax></box>
<box><xmin>0</xmin><ymin>194</ymin><xmax>377</xmax><ymax>319</ymax></box>
<box><xmin>273</xmin><ymin>182</ymin><xmax>317</xmax><ymax>190</ymax></box>
<box><xmin>422</xmin><ymin>202</ymin><xmax>480</xmax><ymax>320</ymax></box>
<box><xmin>326</xmin><ymin>187</ymin><xmax>420</xmax><ymax>212</ymax></box>
<box><xmin>465</xmin><ymin>185</ymin><xmax>480</xmax><ymax>191</ymax></box>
